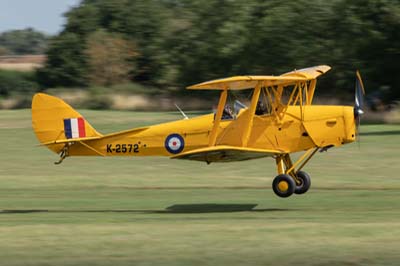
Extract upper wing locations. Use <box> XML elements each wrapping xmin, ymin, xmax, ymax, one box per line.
<box><xmin>187</xmin><ymin>76</ymin><xmax>303</xmax><ymax>90</ymax></box>
<box><xmin>171</xmin><ymin>145</ymin><xmax>284</xmax><ymax>163</ymax></box>
<box><xmin>187</xmin><ymin>65</ymin><xmax>331</xmax><ymax>90</ymax></box>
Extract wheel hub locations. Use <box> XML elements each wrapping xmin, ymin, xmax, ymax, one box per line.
<box><xmin>278</xmin><ymin>181</ymin><xmax>289</xmax><ymax>192</ymax></box>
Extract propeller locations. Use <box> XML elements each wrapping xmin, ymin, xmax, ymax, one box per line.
<box><xmin>354</xmin><ymin>70</ymin><xmax>366</xmax><ymax>141</ymax></box>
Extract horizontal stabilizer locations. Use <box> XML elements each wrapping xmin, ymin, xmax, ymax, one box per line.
<box><xmin>171</xmin><ymin>145</ymin><xmax>283</xmax><ymax>163</ymax></box>
<box><xmin>39</xmin><ymin>136</ymin><xmax>102</xmax><ymax>146</ymax></box>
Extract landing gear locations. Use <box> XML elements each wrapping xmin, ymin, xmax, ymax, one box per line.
<box><xmin>294</xmin><ymin>171</ymin><xmax>311</xmax><ymax>194</ymax></box>
<box><xmin>272</xmin><ymin>148</ymin><xmax>317</xmax><ymax>198</ymax></box>
<box><xmin>272</xmin><ymin>174</ymin><xmax>296</xmax><ymax>198</ymax></box>
<box><xmin>272</xmin><ymin>172</ymin><xmax>310</xmax><ymax>198</ymax></box>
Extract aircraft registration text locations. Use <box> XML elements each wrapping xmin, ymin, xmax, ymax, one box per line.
<box><xmin>106</xmin><ymin>144</ymin><xmax>140</xmax><ymax>153</ymax></box>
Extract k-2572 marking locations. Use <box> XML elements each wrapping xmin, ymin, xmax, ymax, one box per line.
<box><xmin>106</xmin><ymin>144</ymin><xmax>139</xmax><ymax>153</ymax></box>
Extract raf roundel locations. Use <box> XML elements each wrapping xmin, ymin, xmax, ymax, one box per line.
<box><xmin>165</xmin><ymin>134</ymin><xmax>185</xmax><ymax>154</ymax></box>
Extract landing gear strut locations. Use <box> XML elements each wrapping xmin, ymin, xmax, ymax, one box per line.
<box><xmin>272</xmin><ymin>148</ymin><xmax>317</xmax><ymax>198</ymax></box>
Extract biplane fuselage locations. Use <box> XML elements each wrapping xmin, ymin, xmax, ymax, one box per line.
<box><xmin>32</xmin><ymin>65</ymin><xmax>364</xmax><ymax>197</ymax></box>
<box><xmin>56</xmin><ymin>105</ymin><xmax>355</xmax><ymax>158</ymax></box>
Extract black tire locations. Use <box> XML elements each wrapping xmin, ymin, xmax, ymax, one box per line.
<box><xmin>294</xmin><ymin>171</ymin><xmax>311</xmax><ymax>194</ymax></box>
<box><xmin>272</xmin><ymin>174</ymin><xmax>296</xmax><ymax>198</ymax></box>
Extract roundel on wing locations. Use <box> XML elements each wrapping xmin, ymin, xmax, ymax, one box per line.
<box><xmin>165</xmin><ymin>134</ymin><xmax>185</xmax><ymax>154</ymax></box>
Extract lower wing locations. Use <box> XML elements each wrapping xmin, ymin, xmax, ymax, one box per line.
<box><xmin>171</xmin><ymin>145</ymin><xmax>284</xmax><ymax>163</ymax></box>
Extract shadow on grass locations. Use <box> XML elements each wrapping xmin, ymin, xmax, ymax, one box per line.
<box><xmin>0</xmin><ymin>204</ymin><xmax>291</xmax><ymax>214</ymax></box>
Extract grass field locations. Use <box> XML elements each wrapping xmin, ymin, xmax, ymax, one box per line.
<box><xmin>1</xmin><ymin>109</ymin><xmax>400</xmax><ymax>266</ymax></box>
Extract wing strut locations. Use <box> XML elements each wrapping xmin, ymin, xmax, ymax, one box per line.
<box><xmin>209</xmin><ymin>89</ymin><xmax>228</xmax><ymax>146</ymax></box>
<box><xmin>241</xmin><ymin>82</ymin><xmax>261</xmax><ymax>146</ymax></box>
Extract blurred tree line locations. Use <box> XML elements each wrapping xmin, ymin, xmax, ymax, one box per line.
<box><xmin>36</xmin><ymin>0</ymin><xmax>399</xmax><ymax>102</ymax></box>
<box><xmin>0</xmin><ymin>28</ymin><xmax>48</xmax><ymax>55</ymax></box>
<box><xmin>0</xmin><ymin>29</ymin><xmax>47</xmax><ymax>99</ymax></box>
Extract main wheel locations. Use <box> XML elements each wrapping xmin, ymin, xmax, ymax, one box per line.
<box><xmin>272</xmin><ymin>174</ymin><xmax>296</xmax><ymax>198</ymax></box>
<box><xmin>294</xmin><ymin>171</ymin><xmax>311</xmax><ymax>194</ymax></box>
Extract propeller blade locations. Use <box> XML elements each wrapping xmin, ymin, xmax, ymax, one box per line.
<box><xmin>354</xmin><ymin>70</ymin><xmax>366</xmax><ymax>142</ymax></box>
<box><xmin>354</xmin><ymin>70</ymin><xmax>365</xmax><ymax>114</ymax></box>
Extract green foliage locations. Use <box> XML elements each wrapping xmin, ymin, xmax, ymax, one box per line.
<box><xmin>82</xmin><ymin>94</ymin><xmax>113</xmax><ymax>109</ymax></box>
<box><xmin>85</xmin><ymin>29</ymin><xmax>137</xmax><ymax>86</ymax></box>
<box><xmin>106</xmin><ymin>82</ymin><xmax>162</xmax><ymax>95</ymax></box>
<box><xmin>37</xmin><ymin>0</ymin><xmax>400</xmax><ymax>101</ymax></box>
<box><xmin>0</xmin><ymin>28</ymin><xmax>48</xmax><ymax>55</ymax></box>
<box><xmin>0</xmin><ymin>70</ymin><xmax>39</xmax><ymax>97</ymax></box>
<box><xmin>332</xmin><ymin>0</ymin><xmax>400</xmax><ymax>101</ymax></box>
<box><xmin>36</xmin><ymin>33</ymin><xmax>88</xmax><ymax>87</ymax></box>
<box><xmin>37</xmin><ymin>0</ymin><xmax>168</xmax><ymax>88</ymax></box>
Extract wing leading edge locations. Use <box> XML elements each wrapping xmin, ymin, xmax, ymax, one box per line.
<box><xmin>171</xmin><ymin>146</ymin><xmax>284</xmax><ymax>163</ymax></box>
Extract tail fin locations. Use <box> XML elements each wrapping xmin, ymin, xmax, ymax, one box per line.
<box><xmin>32</xmin><ymin>93</ymin><xmax>102</xmax><ymax>153</ymax></box>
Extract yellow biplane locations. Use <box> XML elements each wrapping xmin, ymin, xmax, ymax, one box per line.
<box><xmin>32</xmin><ymin>65</ymin><xmax>365</xmax><ymax>198</ymax></box>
